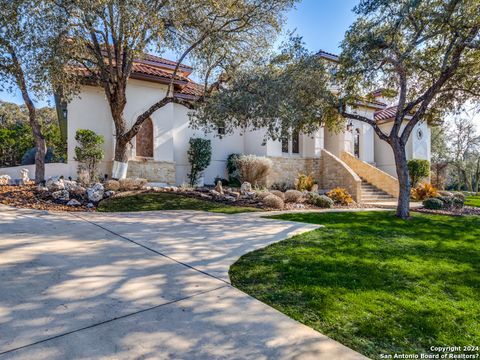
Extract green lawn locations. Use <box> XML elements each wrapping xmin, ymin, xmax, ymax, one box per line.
<box><xmin>465</xmin><ymin>195</ymin><xmax>480</xmax><ymax>207</ymax></box>
<box><xmin>229</xmin><ymin>212</ymin><xmax>480</xmax><ymax>359</ymax></box>
<box><xmin>98</xmin><ymin>192</ymin><xmax>261</xmax><ymax>214</ymax></box>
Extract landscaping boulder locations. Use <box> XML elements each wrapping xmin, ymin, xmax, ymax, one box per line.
<box><xmin>51</xmin><ymin>190</ymin><xmax>70</xmax><ymax>201</ymax></box>
<box><xmin>240</xmin><ymin>182</ymin><xmax>252</xmax><ymax>194</ymax></box>
<box><xmin>104</xmin><ymin>190</ymin><xmax>115</xmax><ymax>198</ymax></box>
<box><xmin>66</xmin><ymin>199</ymin><xmax>81</xmax><ymax>206</ymax></box>
<box><xmin>20</xmin><ymin>168</ymin><xmax>29</xmax><ymax>185</ymax></box>
<box><xmin>86</xmin><ymin>202</ymin><xmax>94</xmax><ymax>209</ymax></box>
<box><xmin>87</xmin><ymin>183</ymin><xmax>105</xmax><ymax>202</ymax></box>
<box><xmin>0</xmin><ymin>175</ymin><xmax>11</xmax><ymax>186</ymax></box>
<box><xmin>46</xmin><ymin>176</ymin><xmax>65</xmax><ymax>191</ymax></box>
<box><xmin>64</xmin><ymin>180</ymin><xmax>86</xmax><ymax>196</ymax></box>
<box><xmin>215</xmin><ymin>180</ymin><xmax>224</xmax><ymax>194</ymax></box>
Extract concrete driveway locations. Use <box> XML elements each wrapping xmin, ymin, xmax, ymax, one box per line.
<box><xmin>0</xmin><ymin>205</ymin><xmax>367</xmax><ymax>359</ymax></box>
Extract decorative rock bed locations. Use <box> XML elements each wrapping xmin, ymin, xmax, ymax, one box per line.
<box><xmin>0</xmin><ymin>172</ymin><xmax>371</xmax><ymax>212</ymax></box>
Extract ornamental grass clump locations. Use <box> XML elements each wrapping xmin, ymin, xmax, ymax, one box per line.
<box><xmin>235</xmin><ymin>155</ymin><xmax>272</xmax><ymax>186</ymax></box>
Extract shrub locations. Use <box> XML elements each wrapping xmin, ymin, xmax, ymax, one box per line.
<box><xmin>423</xmin><ymin>197</ymin><xmax>443</xmax><ymax>210</ymax></box>
<box><xmin>263</xmin><ymin>194</ymin><xmax>284</xmax><ymax>209</ymax></box>
<box><xmin>104</xmin><ymin>179</ymin><xmax>120</xmax><ymax>191</ymax></box>
<box><xmin>294</xmin><ymin>173</ymin><xmax>316</xmax><ymax>191</ymax></box>
<box><xmin>256</xmin><ymin>191</ymin><xmax>272</xmax><ymax>200</ymax></box>
<box><xmin>306</xmin><ymin>192</ymin><xmax>333</xmax><ymax>208</ymax></box>
<box><xmin>452</xmin><ymin>192</ymin><xmax>466</xmax><ymax>201</ymax></box>
<box><xmin>326</xmin><ymin>187</ymin><xmax>353</xmax><ymax>205</ymax></box>
<box><xmin>235</xmin><ymin>155</ymin><xmax>272</xmax><ymax>186</ymax></box>
<box><xmin>21</xmin><ymin>147</ymin><xmax>55</xmax><ymax>165</ymax></box>
<box><xmin>270</xmin><ymin>182</ymin><xmax>291</xmax><ymax>192</ymax></box>
<box><xmin>407</xmin><ymin>159</ymin><xmax>430</xmax><ymax>187</ymax></box>
<box><xmin>74</xmin><ymin>129</ymin><xmax>104</xmax><ymax>183</ymax></box>
<box><xmin>214</xmin><ymin>177</ymin><xmax>229</xmax><ymax>187</ymax></box>
<box><xmin>187</xmin><ymin>138</ymin><xmax>212</xmax><ymax>186</ymax></box>
<box><xmin>226</xmin><ymin>153</ymin><xmax>241</xmax><ymax>187</ymax></box>
<box><xmin>437</xmin><ymin>196</ymin><xmax>454</xmax><ymax>209</ymax></box>
<box><xmin>410</xmin><ymin>183</ymin><xmax>438</xmax><ymax>201</ymax></box>
<box><xmin>270</xmin><ymin>190</ymin><xmax>285</xmax><ymax>200</ymax></box>
<box><xmin>284</xmin><ymin>189</ymin><xmax>303</xmax><ymax>203</ymax></box>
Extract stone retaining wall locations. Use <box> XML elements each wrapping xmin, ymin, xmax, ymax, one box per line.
<box><xmin>341</xmin><ymin>151</ymin><xmax>399</xmax><ymax>198</ymax></box>
<box><xmin>127</xmin><ymin>160</ymin><xmax>176</xmax><ymax>184</ymax></box>
<box><xmin>320</xmin><ymin>149</ymin><xmax>362</xmax><ymax>202</ymax></box>
<box><xmin>267</xmin><ymin>156</ymin><xmax>321</xmax><ymax>187</ymax></box>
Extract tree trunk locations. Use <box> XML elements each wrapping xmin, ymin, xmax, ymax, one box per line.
<box><xmin>392</xmin><ymin>140</ymin><xmax>410</xmax><ymax>219</ymax></box>
<box><xmin>114</xmin><ymin>136</ymin><xmax>129</xmax><ymax>163</ymax></box>
<box><xmin>18</xmin><ymin>77</ymin><xmax>46</xmax><ymax>183</ymax></box>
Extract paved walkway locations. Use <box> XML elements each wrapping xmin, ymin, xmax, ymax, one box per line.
<box><xmin>0</xmin><ymin>206</ymin><xmax>367</xmax><ymax>359</ymax></box>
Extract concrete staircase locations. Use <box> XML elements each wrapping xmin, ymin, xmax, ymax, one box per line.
<box><xmin>361</xmin><ymin>179</ymin><xmax>396</xmax><ymax>202</ymax></box>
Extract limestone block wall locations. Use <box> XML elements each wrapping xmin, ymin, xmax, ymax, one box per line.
<box><xmin>127</xmin><ymin>160</ymin><xmax>176</xmax><ymax>184</ymax></box>
<box><xmin>320</xmin><ymin>149</ymin><xmax>362</xmax><ymax>202</ymax></box>
<box><xmin>267</xmin><ymin>156</ymin><xmax>321</xmax><ymax>187</ymax></box>
<box><xmin>341</xmin><ymin>151</ymin><xmax>399</xmax><ymax>198</ymax></box>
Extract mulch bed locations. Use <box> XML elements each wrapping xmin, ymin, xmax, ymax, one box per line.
<box><xmin>0</xmin><ymin>185</ymin><xmax>90</xmax><ymax>212</ymax></box>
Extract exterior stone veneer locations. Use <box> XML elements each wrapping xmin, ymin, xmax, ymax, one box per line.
<box><xmin>319</xmin><ymin>149</ymin><xmax>362</xmax><ymax>202</ymax></box>
<box><xmin>127</xmin><ymin>159</ymin><xmax>175</xmax><ymax>184</ymax></box>
<box><xmin>267</xmin><ymin>156</ymin><xmax>321</xmax><ymax>187</ymax></box>
<box><xmin>341</xmin><ymin>151</ymin><xmax>399</xmax><ymax>198</ymax></box>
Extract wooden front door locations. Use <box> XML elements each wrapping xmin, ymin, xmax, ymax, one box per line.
<box><xmin>136</xmin><ymin>118</ymin><xmax>154</xmax><ymax>158</ymax></box>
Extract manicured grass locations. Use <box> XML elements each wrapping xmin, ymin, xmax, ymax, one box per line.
<box><xmin>229</xmin><ymin>212</ymin><xmax>480</xmax><ymax>359</ymax></box>
<box><xmin>98</xmin><ymin>192</ymin><xmax>261</xmax><ymax>214</ymax></box>
<box><xmin>465</xmin><ymin>195</ymin><xmax>480</xmax><ymax>207</ymax></box>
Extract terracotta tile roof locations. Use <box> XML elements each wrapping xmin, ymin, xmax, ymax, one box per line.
<box><xmin>71</xmin><ymin>52</ymin><xmax>202</xmax><ymax>99</ymax></box>
<box><xmin>374</xmin><ymin>106</ymin><xmax>398</xmax><ymax>121</ymax></box>
<box><xmin>137</xmin><ymin>53</ymin><xmax>193</xmax><ymax>73</ymax></box>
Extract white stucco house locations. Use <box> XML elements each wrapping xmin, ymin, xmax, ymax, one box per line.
<box><xmin>60</xmin><ymin>50</ymin><xmax>431</xmax><ymax>202</ymax></box>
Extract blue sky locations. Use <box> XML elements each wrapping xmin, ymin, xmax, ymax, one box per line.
<box><xmin>0</xmin><ymin>0</ymin><xmax>358</xmax><ymax>107</ymax></box>
<box><xmin>1</xmin><ymin>0</ymin><xmax>477</xmax><ymax>128</ymax></box>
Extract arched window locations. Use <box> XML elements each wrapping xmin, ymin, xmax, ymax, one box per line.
<box><xmin>354</xmin><ymin>128</ymin><xmax>360</xmax><ymax>158</ymax></box>
<box><xmin>136</xmin><ymin>118</ymin><xmax>154</xmax><ymax>158</ymax></box>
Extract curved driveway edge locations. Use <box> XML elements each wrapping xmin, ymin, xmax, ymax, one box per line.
<box><xmin>0</xmin><ymin>206</ymin><xmax>368</xmax><ymax>359</ymax></box>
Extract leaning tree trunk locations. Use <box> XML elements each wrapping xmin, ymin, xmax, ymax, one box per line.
<box><xmin>392</xmin><ymin>140</ymin><xmax>410</xmax><ymax>219</ymax></box>
<box><xmin>18</xmin><ymin>74</ymin><xmax>46</xmax><ymax>184</ymax></box>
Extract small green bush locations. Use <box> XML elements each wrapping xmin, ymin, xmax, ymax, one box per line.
<box><xmin>226</xmin><ymin>153</ymin><xmax>241</xmax><ymax>187</ymax></box>
<box><xmin>270</xmin><ymin>182</ymin><xmax>291</xmax><ymax>192</ymax></box>
<box><xmin>408</xmin><ymin>159</ymin><xmax>430</xmax><ymax>187</ymax></box>
<box><xmin>188</xmin><ymin>138</ymin><xmax>212</xmax><ymax>186</ymax></box>
<box><xmin>452</xmin><ymin>192</ymin><xmax>466</xmax><ymax>201</ymax></box>
<box><xmin>306</xmin><ymin>192</ymin><xmax>333</xmax><ymax>208</ymax></box>
<box><xmin>437</xmin><ymin>196</ymin><xmax>453</xmax><ymax>208</ymax></box>
<box><xmin>214</xmin><ymin>177</ymin><xmax>229</xmax><ymax>186</ymax></box>
<box><xmin>74</xmin><ymin>129</ymin><xmax>104</xmax><ymax>182</ymax></box>
<box><xmin>423</xmin><ymin>197</ymin><xmax>443</xmax><ymax>210</ymax></box>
